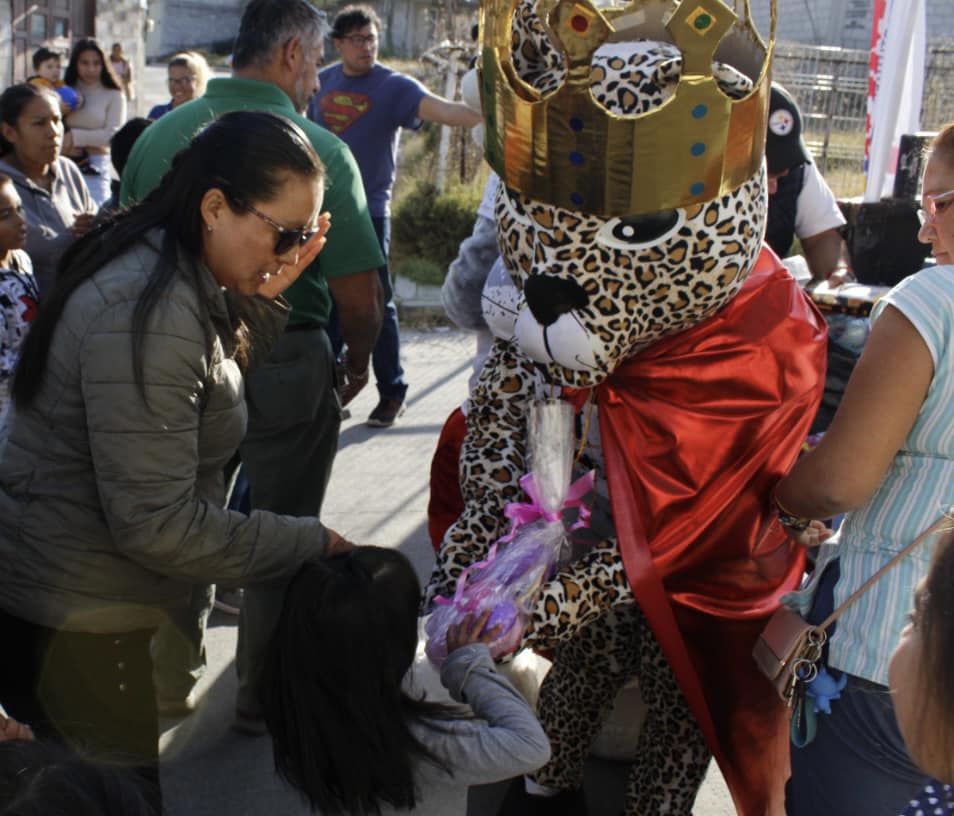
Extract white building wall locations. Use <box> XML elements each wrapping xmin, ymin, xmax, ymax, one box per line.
<box><xmin>146</xmin><ymin>0</ymin><xmax>244</xmax><ymax>59</ymax></box>
<box><xmin>0</xmin><ymin>1</ymin><xmax>13</xmax><ymax>88</ymax></box>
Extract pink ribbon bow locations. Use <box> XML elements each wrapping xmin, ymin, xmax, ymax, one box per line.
<box><xmin>500</xmin><ymin>469</ymin><xmax>595</xmax><ymax>543</ymax></box>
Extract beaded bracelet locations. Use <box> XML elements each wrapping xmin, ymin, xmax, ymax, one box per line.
<box><xmin>773</xmin><ymin>492</ymin><xmax>811</xmax><ymax>533</ymax></box>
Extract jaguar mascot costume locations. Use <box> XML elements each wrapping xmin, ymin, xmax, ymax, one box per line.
<box><xmin>423</xmin><ymin>1</ymin><xmax>827</xmax><ymax>813</ymax></box>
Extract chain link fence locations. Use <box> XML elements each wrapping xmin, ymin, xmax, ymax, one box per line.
<box><xmin>773</xmin><ymin>41</ymin><xmax>954</xmax><ymax>198</ymax></box>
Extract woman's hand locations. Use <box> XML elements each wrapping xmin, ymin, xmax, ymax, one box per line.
<box><xmin>61</xmin><ymin>130</ymin><xmax>82</xmax><ymax>158</ymax></box>
<box><xmin>445</xmin><ymin>609</ymin><xmax>502</xmax><ymax>655</ymax></box>
<box><xmin>71</xmin><ymin>213</ymin><xmax>96</xmax><ymax>237</ymax></box>
<box><xmin>781</xmin><ymin>518</ymin><xmax>834</xmax><ymax>548</ymax></box>
<box><xmin>255</xmin><ymin>213</ymin><xmax>331</xmax><ymax>300</ymax></box>
<box><xmin>325</xmin><ymin>526</ymin><xmax>355</xmax><ymax>557</ymax></box>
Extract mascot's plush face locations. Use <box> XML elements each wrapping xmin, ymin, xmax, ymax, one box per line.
<box><xmin>486</xmin><ymin>2</ymin><xmax>768</xmax><ymax>390</ymax></box>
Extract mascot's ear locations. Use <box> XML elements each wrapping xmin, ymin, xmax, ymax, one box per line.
<box><xmin>510</xmin><ymin>0</ymin><xmax>567</xmax><ymax>92</ymax></box>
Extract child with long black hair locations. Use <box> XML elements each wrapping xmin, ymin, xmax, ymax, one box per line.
<box><xmin>263</xmin><ymin>546</ymin><xmax>550</xmax><ymax>815</ymax></box>
<box><xmin>890</xmin><ymin>528</ymin><xmax>954</xmax><ymax>815</ymax></box>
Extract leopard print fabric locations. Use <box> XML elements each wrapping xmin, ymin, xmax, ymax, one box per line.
<box><xmin>532</xmin><ymin>605</ymin><xmax>711</xmax><ymax>816</ymax></box>
<box><xmin>424</xmin><ymin>3</ymin><xmax>771</xmax><ymax>807</ymax></box>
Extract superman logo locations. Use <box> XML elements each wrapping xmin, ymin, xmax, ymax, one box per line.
<box><xmin>19</xmin><ymin>293</ymin><xmax>36</xmax><ymax>323</ymax></box>
<box><xmin>320</xmin><ymin>91</ymin><xmax>372</xmax><ymax>135</ymax></box>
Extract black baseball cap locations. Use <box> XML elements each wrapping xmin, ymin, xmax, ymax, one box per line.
<box><xmin>765</xmin><ymin>83</ymin><xmax>811</xmax><ymax>175</ymax></box>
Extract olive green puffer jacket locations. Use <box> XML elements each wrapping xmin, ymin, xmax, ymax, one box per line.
<box><xmin>0</xmin><ymin>232</ymin><xmax>327</xmax><ymax>633</ymax></box>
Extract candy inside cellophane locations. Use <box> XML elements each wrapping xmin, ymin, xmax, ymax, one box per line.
<box><xmin>424</xmin><ymin>399</ymin><xmax>577</xmax><ymax>666</ymax></box>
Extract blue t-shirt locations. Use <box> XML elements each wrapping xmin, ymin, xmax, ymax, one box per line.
<box><xmin>309</xmin><ymin>63</ymin><xmax>426</xmax><ymax>217</ymax></box>
<box><xmin>148</xmin><ymin>101</ymin><xmax>173</xmax><ymax>120</ymax></box>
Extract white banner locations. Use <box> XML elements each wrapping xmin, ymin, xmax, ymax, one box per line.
<box><xmin>864</xmin><ymin>0</ymin><xmax>926</xmax><ymax>202</ymax></box>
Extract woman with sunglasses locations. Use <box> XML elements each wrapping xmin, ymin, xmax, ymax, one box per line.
<box><xmin>773</xmin><ymin>122</ymin><xmax>954</xmax><ymax>816</ymax></box>
<box><xmin>148</xmin><ymin>51</ymin><xmax>210</xmax><ymax>120</ymax></box>
<box><xmin>0</xmin><ymin>110</ymin><xmax>347</xmax><ymax>814</ymax></box>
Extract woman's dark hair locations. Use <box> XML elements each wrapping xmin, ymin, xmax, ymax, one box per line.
<box><xmin>0</xmin><ymin>740</ymin><xmax>157</xmax><ymax>815</ymax></box>
<box><xmin>13</xmin><ymin>110</ymin><xmax>323</xmax><ymax>406</ymax></box>
<box><xmin>263</xmin><ymin>547</ymin><xmax>457</xmax><ymax>814</ymax></box>
<box><xmin>912</xmin><ymin>530</ymin><xmax>954</xmax><ymax>781</ymax></box>
<box><xmin>64</xmin><ymin>38</ymin><xmax>122</xmax><ymax>90</ymax></box>
<box><xmin>109</xmin><ymin>117</ymin><xmax>151</xmax><ymax>178</ymax></box>
<box><xmin>0</xmin><ymin>83</ymin><xmax>61</xmax><ymax>157</ymax></box>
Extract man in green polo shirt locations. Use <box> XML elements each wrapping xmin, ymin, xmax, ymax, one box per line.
<box><xmin>122</xmin><ymin>0</ymin><xmax>383</xmax><ymax>731</ymax></box>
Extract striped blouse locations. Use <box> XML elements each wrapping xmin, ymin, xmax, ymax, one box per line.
<box><xmin>785</xmin><ymin>265</ymin><xmax>954</xmax><ymax>686</ymax></box>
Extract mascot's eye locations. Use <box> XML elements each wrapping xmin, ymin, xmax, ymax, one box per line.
<box><xmin>597</xmin><ymin>210</ymin><xmax>684</xmax><ymax>250</ymax></box>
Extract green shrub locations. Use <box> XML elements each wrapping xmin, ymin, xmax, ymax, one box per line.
<box><xmin>391</xmin><ymin>181</ymin><xmax>480</xmax><ymax>276</ymax></box>
<box><xmin>394</xmin><ymin>257</ymin><xmax>445</xmax><ymax>287</ymax></box>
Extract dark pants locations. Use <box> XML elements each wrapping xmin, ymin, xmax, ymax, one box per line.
<box><xmin>785</xmin><ymin>563</ymin><xmax>928</xmax><ymax>815</ymax></box>
<box><xmin>0</xmin><ymin>607</ymin><xmax>162</xmax><ymax>811</ymax></box>
<box><xmin>327</xmin><ymin>215</ymin><xmax>407</xmax><ymax>402</ymax></box>
<box><xmin>235</xmin><ymin>327</ymin><xmax>341</xmax><ymax>714</ymax></box>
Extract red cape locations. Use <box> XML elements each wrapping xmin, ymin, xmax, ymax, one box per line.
<box><xmin>594</xmin><ymin>248</ymin><xmax>827</xmax><ymax>815</ymax></box>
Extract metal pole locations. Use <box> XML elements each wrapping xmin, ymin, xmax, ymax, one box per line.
<box><xmin>435</xmin><ymin>50</ymin><xmax>458</xmax><ymax>192</ymax></box>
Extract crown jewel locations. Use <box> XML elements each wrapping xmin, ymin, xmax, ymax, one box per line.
<box><xmin>479</xmin><ymin>0</ymin><xmax>777</xmax><ymax>216</ymax></box>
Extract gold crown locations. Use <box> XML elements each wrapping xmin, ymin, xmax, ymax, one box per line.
<box><xmin>479</xmin><ymin>0</ymin><xmax>777</xmax><ymax>216</ymax></box>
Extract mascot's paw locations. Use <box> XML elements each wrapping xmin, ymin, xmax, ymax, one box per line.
<box><xmin>497</xmin><ymin>778</ymin><xmax>588</xmax><ymax>816</ymax></box>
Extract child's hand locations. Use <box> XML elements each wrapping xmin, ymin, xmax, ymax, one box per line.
<box><xmin>446</xmin><ymin>609</ymin><xmax>502</xmax><ymax>655</ymax></box>
<box><xmin>325</xmin><ymin>527</ymin><xmax>355</xmax><ymax>557</ymax></box>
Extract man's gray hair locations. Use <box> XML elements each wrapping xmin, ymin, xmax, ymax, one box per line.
<box><xmin>232</xmin><ymin>0</ymin><xmax>328</xmax><ymax>70</ymax></box>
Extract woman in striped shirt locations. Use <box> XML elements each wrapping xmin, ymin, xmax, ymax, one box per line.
<box><xmin>775</xmin><ymin>123</ymin><xmax>954</xmax><ymax>816</ymax></box>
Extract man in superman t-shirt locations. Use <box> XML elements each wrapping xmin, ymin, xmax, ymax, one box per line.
<box><xmin>309</xmin><ymin>4</ymin><xmax>480</xmax><ymax>428</ymax></box>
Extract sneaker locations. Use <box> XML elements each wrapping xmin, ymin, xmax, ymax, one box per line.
<box><xmin>213</xmin><ymin>587</ymin><xmax>244</xmax><ymax>615</ymax></box>
<box><xmin>157</xmin><ymin>691</ymin><xmax>197</xmax><ymax>718</ymax></box>
<box><xmin>366</xmin><ymin>398</ymin><xmax>406</xmax><ymax>428</ymax></box>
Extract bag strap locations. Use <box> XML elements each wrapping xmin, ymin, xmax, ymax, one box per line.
<box><xmin>817</xmin><ymin>509</ymin><xmax>953</xmax><ymax>631</ymax></box>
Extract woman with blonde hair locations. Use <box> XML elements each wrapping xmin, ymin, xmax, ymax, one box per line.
<box><xmin>148</xmin><ymin>52</ymin><xmax>210</xmax><ymax>120</ymax></box>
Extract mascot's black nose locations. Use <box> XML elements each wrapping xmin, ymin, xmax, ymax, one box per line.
<box><xmin>524</xmin><ymin>275</ymin><xmax>589</xmax><ymax>327</ymax></box>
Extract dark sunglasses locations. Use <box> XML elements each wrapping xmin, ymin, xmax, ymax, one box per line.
<box><xmin>243</xmin><ymin>203</ymin><xmax>317</xmax><ymax>256</ymax></box>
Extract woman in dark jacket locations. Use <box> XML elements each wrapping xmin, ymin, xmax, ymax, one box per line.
<box><xmin>0</xmin><ymin>110</ymin><xmax>343</xmax><ymax>812</ymax></box>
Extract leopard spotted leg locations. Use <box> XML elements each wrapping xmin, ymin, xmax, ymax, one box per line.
<box><xmin>530</xmin><ymin>606</ymin><xmax>641</xmax><ymax>792</ymax></box>
<box><xmin>622</xmin><ymin>610</ymin><xmax>711</xmax><ymax>816</ymax></box>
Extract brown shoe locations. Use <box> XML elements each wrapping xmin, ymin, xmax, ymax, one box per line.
<box><xmin>366</xmin><ymin>398</ymin><xmax>406</xmax><ymax>428</ymax></box>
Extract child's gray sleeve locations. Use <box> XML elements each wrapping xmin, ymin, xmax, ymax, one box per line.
<box><xmin>432</xmin><ymin>643</ymin><xmax>551</xmax><ymax>785</ymax></box>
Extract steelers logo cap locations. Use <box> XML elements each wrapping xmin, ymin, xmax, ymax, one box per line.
<box><xmin>766</xmin><ymin>83</ymin><xmax>811</xmax><ymax>175</ymax></box>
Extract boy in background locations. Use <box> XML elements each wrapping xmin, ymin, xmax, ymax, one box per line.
<box><xmin>27</xmin><ymin>47</ymin><xmax>82</xmax><ymax>116</ymax></box>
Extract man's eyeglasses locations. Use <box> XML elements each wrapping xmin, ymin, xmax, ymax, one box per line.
<box><xmin>0</xmin><ymin>205</ymin><xmax>25</xmax><ymax>220</ymax></box>
<box><xmin>244</xmin><ymin>203</ymin><xmax>317</xmax><ymax>256</ymax></box>
<box><xmin>917</xmin><ymin>189</ymin><xmax>954</xmax><ymax>225</ymax></box>
<box><xmin>167</xmin><ymin>75</ymin><xmax>196</xmax><ymax>88</ymax></box>
<box><xmin>340</xmin><ymin>33</ymin><xmax>377</xmax><ymax>47</ymax></box>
